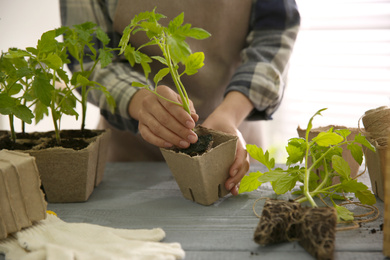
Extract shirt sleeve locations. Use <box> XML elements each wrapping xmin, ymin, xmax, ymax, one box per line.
<box><xmin>226</xmin><ymin>0</ymin><xmax>301</xmax><ymax>120</ymax></box>
<box><xmin>59</xmin><ymin>0</ymin><xmax>147</xmax><ymax>132</ymax></box>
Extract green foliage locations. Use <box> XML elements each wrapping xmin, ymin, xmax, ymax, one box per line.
<box><xmin>0</xmin><ymin>22</ymin><xmax>116</xmax><ymax>145</ymax></box>
<box><xmin>62</xmin><ymin>22</ymin><xmax>116</xmax><ymax>132</ymax></box>
<box><xmin>118</xmin><ymin>7</ymin><xmax>210</xmax><ymax>115</ymax></box>
<box><xmin>0</xmin><ymin>49</ymin><xmax>35</xmax><ymax>141</ymax></box>
<box><xmin>239</xmin><ymin>108</ymin><xmax>377</xmax><ymax>222</ymax></box>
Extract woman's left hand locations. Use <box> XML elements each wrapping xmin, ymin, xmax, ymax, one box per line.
<box><xmin>202</xmin><ymin>111</ymin><xmax>250</xmax><ymax>196</ymax></box>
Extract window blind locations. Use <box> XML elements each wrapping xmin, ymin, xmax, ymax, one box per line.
<box><xmin>263</xmin><ymin>0</ymin><xmax>390</xmax><ymax>159</ymax></box>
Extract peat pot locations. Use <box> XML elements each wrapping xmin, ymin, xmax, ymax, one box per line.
<box><xmin>0</xmin><ymin>150</ymin><xmax>47</xmax><ymax>239</ymax></box>
<box><xmin>0</xmin><ymin>129</ymin><xmax>111</xmax><ymax>203</ymax></box>
<box><xmin>160</xmin><ymin>126</ymin><xmax>238</xmax><ymax>206</ymax></box>
<box><xmin>361</xmin><ymin>106</ymin><xmax>390</xmax><ymax>202</ymax></box>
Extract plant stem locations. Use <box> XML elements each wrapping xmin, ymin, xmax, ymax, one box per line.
<box><xmin>81</xmin><ymin>85</ymin><xmax>87</xmax><ymax>132</ymax></box>
<box><xmin>8</xmin><ymin>115</ymin><xmax>16</xmax><ymax>143</ymax></box>
<box><xmin>303</xmin><ymin>141</ymin><xmax>318</xmax><ymax>207</ymax></box>
<box><xmin>50</xmin><ymin>72</ymin><xmax>61</xmax><ymax>145</ymax></box>
<box><xmin>163</xmin><ymin>42</ymin><xmax>191</xmax><ymax>115</ymax></box>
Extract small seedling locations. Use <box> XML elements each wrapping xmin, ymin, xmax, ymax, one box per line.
<box><xmin>118</xmin><ymin>7</ymin><xmax>211</xmax><ymax>115</ymax></box>
<box><xmin>239</xmin><ymin>108</ymin><xmax>377</xmax><ymax>221</ymax></box>
<box><xmin>2</xmin><ymin>23</ymin><xmax>116</xmax><ymax>145</ymax></box>
<box><xmin>0</xmin><ymin>49</ymin><xmax>35</xmax><ymax>142</ymax></box>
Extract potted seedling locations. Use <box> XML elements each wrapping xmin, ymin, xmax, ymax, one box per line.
<box><xmin>239</xmin><ymin>108</ymin><xmax>377</xmax><ymax>259</ymax></box>
<box><xmin>0</xmin><ymin>22</ymin><xmax>116</xmax><ymax>202</ymax></box>
<box><xmin>0</xmin><ymin>49</ymin><xmax>36</xmax><ymax>148</ymax></box>
<box><xmin>118</xmin><ymin>8</ymin><xmax>238</xmax><ymax>205</ymax></box>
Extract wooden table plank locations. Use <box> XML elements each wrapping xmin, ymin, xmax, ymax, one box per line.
<box><xmin>0</xmin><ymin>162</ymin><xmax>385</xmax><ymax>260</ymax></box>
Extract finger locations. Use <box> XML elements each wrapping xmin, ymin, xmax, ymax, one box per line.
<box><xmin>140</xmin><ymin>97</ymin><xmax>198</xmax><ymax>147</ymax></box>
<box><xmin>138</xmin><ymin>123</ymin><xmax>174</xmax><ymax>148</ymax></box>
<box><xmin>156</xmin><ymin>86</ymin><xmax>197</xmax><ymax>129</ymax></box>
<box><xmin>154</xmin><ymin>104</ymin><xmax>197</xmax><ymax>145</ymax></box>
<box><xmin>225</xmin><ymin>144</ymin><xmax>249</xmax><ymax>196</ymax></box>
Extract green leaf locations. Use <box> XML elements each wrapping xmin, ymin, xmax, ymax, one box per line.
<box><xmin>340</xmin><ymin>179</ymin><xmax>368</xmax><ymax>193</ymax></box>
<box><xmin>154</xmin><ymin>67</ymin><xmax>170</xmax><ymax>86</ymax></box>
<box><xmin>332</xmin><ymin>155</ymin><xmax>351</xmax><ymax>180</ymax></box>
<box><xmin>42</xmin><ymin>53</ymin><xmax>63</xmax><ymax>70</ymax></box>
<box><xmin>355</xmin><ymin>133</ymin><xmax>375</xmax><ymax>152</ymax></box>
<box><xmin>33</xmin><ymin>73</ymin><xmax>54</xmax><ymax>106</ymax></box>
<box><xmin>56</xmin><ymin>68</ymin><xmax>70</xmax><ymax>84</ymax></box>
<box><xmin>335</xmin><ymin>205</ymin><xmax>354</xmax><ymax>222</ymax></box>
<box><xmin>34</xmin><ymin>100</ymin><xmax>49</xmax><ymax>124</ymax></box>
<box><xmin>355</xmin><ymin>189</ymin><xmax>376</xmax><ymax>205</ymax></box>
<box><xmin>16</xmin><ymin>67</ymin><xmax>33</xmax><ymax>79</ymax></box>
<box><xmin>313</xmin><ymin>132</ymin><xmax>344</xmax><ymax>147</ymax></box>
<box><xmin>168</xmin><ymin>12</ymin><xmax>184</xmax><ymax>32</ymax></box>
<box><xmin>7</xmin><ymin>83</ymin><xmax>23</xmax><ymax>96</ymax></box>
<box><xmin>186</xmin><ymin>27</ymin><xmax>211</xmax><ymax>40</ymax></box>
<box><xmin>76</xmin><ymin>74</ymin><xmax>90</xmax><ymax>86</ymax></box>
<box><xmin>99</xmin><ymin>48</ymin><xmax>113</xmax><ymax>68</ymax></box>
<box><xmin>257</xmin><ymin>169</ymin><xmax>285</xmax><ymax>183</ymax></box>
<box><xmin>86</xmin><ymin>81</ymin><xmax>116</xmax><ymax>113</ymax></box>
<box><xmin>10</xmin><ymin>105</ymin><xmax>34</xmax><ymax>123</ymax></box>
<box><xmin>305</xmin><ymin>108</ymin><xmax>327</xmax><ymax>140</ymax></box>
<box><xmin>26</xmin><ymin>47</ymin><xmax>38</xmax><ymax>55</ymax></box>
<box><xmin>124</xmin><ymin>45</ymin><xmax>137</xmax><ymax>67</ymax></box>
<box><xmin>139</xmin><ymin>52</ymin><xmax>152</xmax><ymax>79</ymax></box>
<box><xmin>37</xmin><ymin>29</ymin><xmax>58</xmax><ymax>53</ymax></box>
<box><xmin>273</xmin><ymin>174</ymin><xmax>298</xmax><ymax>194</ymax></box>
<box><xmin>238</xmin><ymin>171</ymin><xmax>263</xmax><ymax>193</ymax></box>
<box><xmin>0</xmin><ymin>94</ymin><xmax>15</xmax><ymax>109</ymax></box>
<box><xmin>5</xmin><ymin>49</ymin><xmax>30</xmax><ymax>58</ymax></box>
<box><xmin>167</xmin><ymin>35</ymin><xmax>191</xmax><ymax>64</ymax></box>
<box><xmin>152</xmin><ymin>56</ymin><xmax>168</xmax><ymax>66</ymax></box>
<box><xmin>347</xmin><ymin>143</ymin><xmax>363</xmax><ymax>165</ymax></box>
<box><xmin>131</xmin><ymin>82</ymin><xmax>148</xmax><ymax>88</ymax></box>
<box><xmin>335</xmin><ymin>129</ymin><xmax>351</xmax><ymax>139</ymax></box>
<box><xmin>286</xmin><ymin>137</ymin><xmax>306</xmax><ymax>165</ymax></box>
<box><xmin>96</xmin><ymin>27</ymin><xmax>110</xmax><ymax>45</ymax></box>
<box><xmin>184</xmin><ymin>52</ymin><xmax>205</xmax><ymax>75</ymax></box>
<box><xmin>143</xmin><ymin>21</ymin><xmax>163</xmax><ymax>39</ymax></box>
<box><xmin>60</xmin><ymin>96</ymin><xmax>78</xmax><ymax>118</ymax></box>
<box><xmin>246</xmin><ymin>144</ymin><xmax>275</xmax><ymax>170</ymax></box>
<box><xmin>118</xmin><ymin>25</ymin><xmax>132</xmax><ymax>54</ymax></box>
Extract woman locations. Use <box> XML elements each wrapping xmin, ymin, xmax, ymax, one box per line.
<box><xmin>60</xmin><ymin>0</ymin><xmax>301</xmax><ymax>196</ymax></box>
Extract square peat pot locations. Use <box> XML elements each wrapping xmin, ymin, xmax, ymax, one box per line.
<box><xmin>0</xmin><ymin>150</ymin><xmax>47</xmax><ymax>239</ymax></box>
<box><xmin>161</xmin><ymin>126</ymin><xmax>238</xmax><ymax>206</ymax></box>
<box><xmin>383</xmin><ymin>135</ymin><xmax>390</xmax><ymax>257</ymax></box>
<box><xmin>27</xmin><ymin>129</ymin><xmax>111</xmax><ymax>203</ymax></box>
<box><xmin>363</xmin><ymin>139</ymin><xmax>386</xmax><ymax>201</ymax></box>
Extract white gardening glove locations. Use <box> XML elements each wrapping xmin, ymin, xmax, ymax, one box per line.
<box><xmin>0</xmin><ymin>213</ymin><xmax>185</xmax><ymax>260</ymax></box>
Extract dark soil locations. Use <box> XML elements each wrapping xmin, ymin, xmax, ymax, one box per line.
<box><xmin>254</xmin><ymin>198</ymin><xmax>337</xmax><ymax>260</ymax></box>
<box><xmin>44</xmin><ymin>138</ymin><xmax>90</xmax><ymax>150</ymax></box>
<box><xmin>173</xmin><ymin>134</ymin><xmax>213</xmax><ymax>156</ymax></box>
<box><xmin>0</xmin><ymin>137</ymin><xmax>36</xmax><ymax>150</ymax></box>
<box><xmin>0</xmin><ymin>130</ymin><xmax>98</xmax><ymax>151</ymax></box>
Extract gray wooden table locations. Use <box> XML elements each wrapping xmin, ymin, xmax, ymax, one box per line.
<box><xmin>1</xmin><ymin>162</ymin><xmax>386</xmax><ymax>259</ymax></box>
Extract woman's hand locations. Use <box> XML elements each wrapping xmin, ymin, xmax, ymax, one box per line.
<box><xmin>202</xmin><ymin>118</ymin><xmax>249</xmax><ymax>196</ymax></box>
<box><xmin>128</xmin><ymin>85</ymin><xmax>199</xmax><ymax>149</ymax></box>
<box><xmin>202</xmin><ymin>91</ymin><xmax>254</xmax><ymax>196</ymax></box>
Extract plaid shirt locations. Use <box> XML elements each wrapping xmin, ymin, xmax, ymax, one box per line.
<box><xmin>60</xmin><ymin>0</ymin><xmax>300</xmax><ymax>132</ymax></box>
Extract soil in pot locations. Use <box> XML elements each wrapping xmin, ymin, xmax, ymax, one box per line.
<box><xmin>254</xmin><ymin>198</ymin><xmax>337</xmax><ymax>260</ymax></box>
<box><xmin>0</xmin><ymin>130</ymin><xmax>99</xmax><ymax>151</ymax></box>
<box><xmin>172</xmin><ymin>133</ymin><xmax>213</xmax><ymax>156</ymax></box>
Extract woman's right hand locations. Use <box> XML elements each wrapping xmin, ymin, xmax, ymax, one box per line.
<box><xmin>128</xmin><ymin>85</ymin><xmax>199</xmax><ymax>148</ymax></box>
